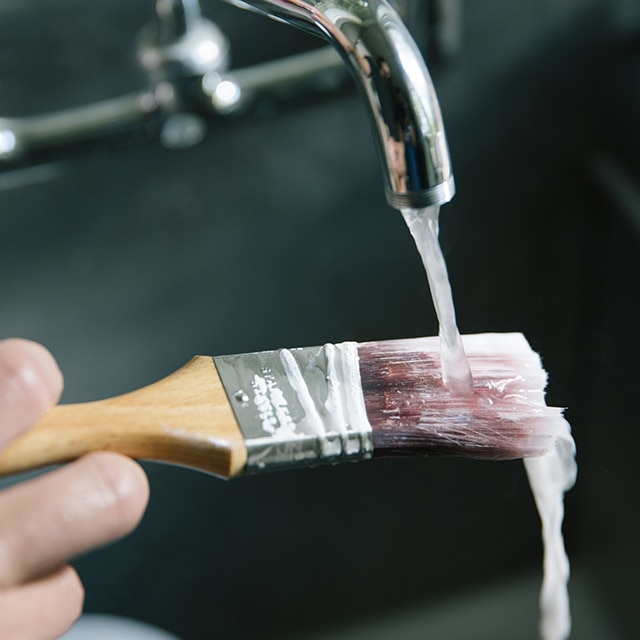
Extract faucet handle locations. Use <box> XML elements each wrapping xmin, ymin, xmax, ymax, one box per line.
<box><xmin>138</xmin><ymin>0</ymin><xmax>230</xmax><ymax>80</ymax></box>
<box><xmin>154</xmin><ymin>0</ymin><xmax>203</xmax><ymax>45</ymax></box>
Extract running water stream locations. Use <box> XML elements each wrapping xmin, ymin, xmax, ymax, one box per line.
<box><xmin>400</xmin><ymin>204</ymin><xmax>577</xmax><ymax>640</ymax></box>
<box><xmin>400</xmin><ymin>206</ymin><xmax>473</xmax><ymax>394</ymax></box>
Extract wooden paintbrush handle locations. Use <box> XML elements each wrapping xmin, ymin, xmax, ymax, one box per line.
<box><xmin>0</xmin><ymin>356</ymin><xmax>247</xmax><ymax>479</ymax></box>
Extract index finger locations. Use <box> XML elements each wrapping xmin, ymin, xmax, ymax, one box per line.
<box><xmin>0</xmin><ymin>339</ymin><xmax>64</xmax><ymax>450</ymax></box>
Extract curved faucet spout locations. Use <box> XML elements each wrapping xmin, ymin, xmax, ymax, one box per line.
<box><xmin>230</xmin><ymin>0</ymin><xmax>455</xmax><ymax>209</ymax></box>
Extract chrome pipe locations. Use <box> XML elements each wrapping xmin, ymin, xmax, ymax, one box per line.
<box><xmin>0</xmin><ymin>93</ymin><xmax>160</xmax><ymax>162</ymax></box>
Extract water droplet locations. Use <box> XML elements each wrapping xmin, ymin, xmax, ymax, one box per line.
<box><xmin>234</xmin><ymin>390</ymin><xmax>249</xmax><ymax>403</ymax></box>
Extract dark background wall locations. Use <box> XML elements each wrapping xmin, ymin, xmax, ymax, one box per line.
<box><xmin>1</xmin><ymin>1</ymin><xmax>639</xmax><ymax>638</ymax></box>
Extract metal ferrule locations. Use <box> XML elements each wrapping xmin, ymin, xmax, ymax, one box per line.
<box><xmin>214</xmin><ymin>342</ymin><xmax>373</xmax><ymax>474</ymax></box>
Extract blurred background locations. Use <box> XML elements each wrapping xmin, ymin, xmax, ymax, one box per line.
<box><xmin>1</xmin><ymin>0</ymin><xmax>639</xmax><ymax>638</ymax></box>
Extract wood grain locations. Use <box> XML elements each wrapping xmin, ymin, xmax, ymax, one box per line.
<box><xmin>0</xmin><ymin>356</ymin><xmax>247</xmax><ymax>479</ymax></box>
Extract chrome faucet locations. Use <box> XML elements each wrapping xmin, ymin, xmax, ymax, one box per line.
<box><xmin>0</xmin><ymin>0</ymin><xmax>454</xmax><ymax>208</ymax></box>
<box><xmin>229</xmin><ymin>0</ymin><xmax>455</xmax><ymax>208</ymax></box>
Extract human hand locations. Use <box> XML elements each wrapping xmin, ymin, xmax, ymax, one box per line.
<box><xmin>0</xmin><ymin>339</ymin><xmax>149</xmax><ymax>639</ymax></box>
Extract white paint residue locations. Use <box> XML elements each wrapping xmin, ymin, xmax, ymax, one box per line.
<box><xmin>524</xmin><ymin>423</ymin><xmax>577</xmax><ymax>640</ymax></box>
<box><xmin>276</xmin><ymin>344</ymin><xmax>373</xmax><ymax>460</ymax></box>
<box><xmin>279</xmin><ymin>349</ymin><xmax>326</xmax><ymax>441</ymax></box>
<box><xmin>324</xmin><ymin>342</ymin><xmax>374</xmax><ymax>457</ymax></box>
<box><xmin>324</xmin><ymin>343</ymin><xmax>349</xmax><ymax>439</ymax></box>
<box><xmin>251</xmin><ymin>372</ymin><xmax>297</xmax><ymax>437</ymax></box>
<box><xmin>338</xmin><ymin>342</ymin><xmax>373</xmax><ymax>455</ymax></box>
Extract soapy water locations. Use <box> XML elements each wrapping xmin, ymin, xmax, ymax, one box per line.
<box><xmin>400</xmin><ymin>205</ymin><xmax>577</xmax><ymax>640</ymax></box>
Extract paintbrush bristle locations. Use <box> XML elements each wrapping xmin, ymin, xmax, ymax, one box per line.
<box><xmin>358</xmin><ymin>333</ymin><xmax>566</xmax><ymax>461</ymax></box>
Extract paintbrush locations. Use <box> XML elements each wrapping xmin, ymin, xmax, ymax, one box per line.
<box><xmin>0</xmin><ymin>332</ymin><xmax>566</xmax><ymax>478</ymax></box>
